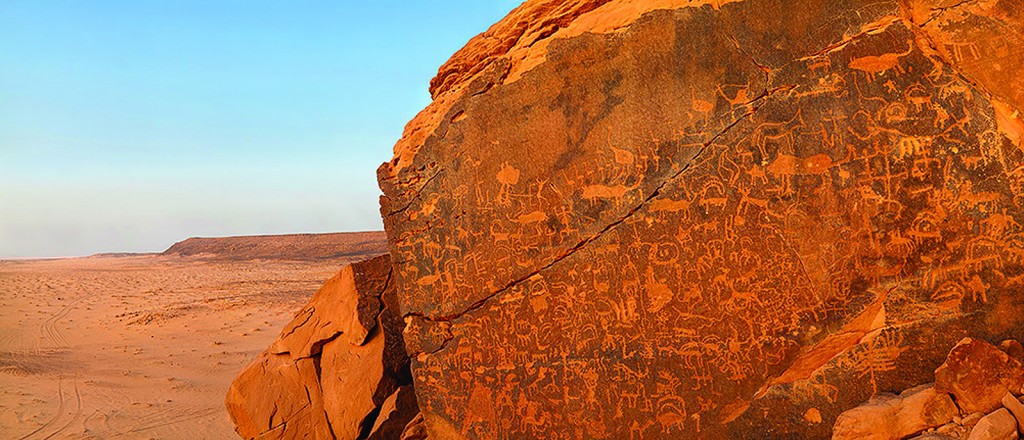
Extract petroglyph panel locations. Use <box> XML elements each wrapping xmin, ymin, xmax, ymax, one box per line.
<box><xmin>378</xmin><ymin>0</ymin><xmax>1024</xmax><ymax>438</ymax></box>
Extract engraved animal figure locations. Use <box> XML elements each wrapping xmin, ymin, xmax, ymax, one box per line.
<box><xmin>766</xmin><ymin>153</ymin><xmax>834</xmax><ymax>194</ymax></box>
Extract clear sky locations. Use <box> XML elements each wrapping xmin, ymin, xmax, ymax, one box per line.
<box><xmin>0</xmin><ymin>1</ymin><xmax>521</xmax><ymax>258</ymax></box>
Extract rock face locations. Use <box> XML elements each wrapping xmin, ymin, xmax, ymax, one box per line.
<box><xmin>377</xmin><ymin>0</ymin><xmax>1024</xmax><ymax>438</ymax></box>
<box><xmin>225</xmin><ymin>255</ymin><xmax>417</xmax><ymax>439</ymax></box>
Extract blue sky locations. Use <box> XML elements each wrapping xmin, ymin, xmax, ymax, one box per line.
<box><xmin>0</xmin><ymin>1</ymin><xmax>521</xmax><ymax>257</ymax></box>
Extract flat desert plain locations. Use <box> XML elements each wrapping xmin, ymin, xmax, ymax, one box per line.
<box><xmin>0</xmin><ymin>233</ymin><xmax>386</xmax><ymax>439</ymax></box>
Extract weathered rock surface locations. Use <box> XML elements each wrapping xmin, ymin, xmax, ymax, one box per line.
<box><xmin>1002</xmin><ymin>340</ymin><xmax>1024</xmax><ymax>364</ymax></box>
<box><xmin>833</xmin><ymin>384</ymin><xmax>958</xmax><ymax>440</ymax></box>
<box><xmin>1001</xmin><ymin>393</ymin><xmax>1024</xmax><ymax>434</ymax></box>
<box><xmin>968</xmin><ymin>409</ymin><xmax>1019</xmax><ymax>440</ymax></box>
<box><xmin>399</xmin><ymin>413</ymin><xmax>429</xmax><ymax>440</ymax></box>
<box><xmin>833</xmin><ymin>339</ymin><xmax>1024</xmax><ymax>439</ymax></box>
<box><xmin>366</xmin><ymin>386</ymin><xmax>421</xmax><ymax>440</ymax></box>
<box><xmin>936</xmin><ymin>338</ymin><xmax>1024</xmax><ymax>414</ymax></box>
<box><xmin>225</xmin><ymin>255</ymin><xmax>416</xmax><ymax>439</ymax></box>
<box><xmin>377</xmin><ymin>0</ymin><xmax>1024</xmax><ymax>438</ymax></box>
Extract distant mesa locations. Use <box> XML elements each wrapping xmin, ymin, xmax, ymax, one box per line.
<box><xmin>162</xmin><ymin>231</ymin><xmax>388</xmax><ymax>261</ymax></box>
<box><xmin>88</xmin><ymin>252</ymin><xmax>160</xmax><ymax>258</ymax></box>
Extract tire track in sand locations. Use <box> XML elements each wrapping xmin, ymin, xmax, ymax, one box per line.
<box><xmin>40</xmin><ymin>380</ymin><xmax>82</xmax><ymax>440</ymax></box>
<box><xmin>16</xmin><ymin>380</ymin><xmax>64</xmax><ymax>440</ymax></box>
<box><xmin>19</xmin><ymin>294</ymin><xmax>86</xmax><ymax>439</ymax></box>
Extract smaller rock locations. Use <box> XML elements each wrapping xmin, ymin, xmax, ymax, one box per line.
<box><xmin>937</xmin><ymin>421</ymin><xmax>969</xmax><ymax>438</ymax></box>
<box><xmin>805</xmin><ymin>407</ymin><xmax>822</xmax><ymax>424</ymax></box>
<box><xmin>833</xmin><ymin>384</ymin><xmax>958</xmax><ymax>440</ymax></box>
<box><xmin>367</xmin><ymin>386</ymin><xmax>420</xmax><ymax>440</ymax></box>
<box><xmin>936</xmin><ymin>338</ymin><xmax>1024</xmax><ymax>414</ymax></box>
<box><xmin>965</xmin><ymin>413</ymin><xmax>988</xmax><ymax>429</ymax></box>
<box><xmin>968</xmin><ymin>409</ymin><xmax>1018</xmax><ymax>440</ymax></box>
<box><xmin>400</xmin><ymin>413</ymin><xmax>428</xmax><ymax>440</ymax></box>
<box><xmin>911</xmin><ymin>433</ymin><xmax>961</xmax><ymax>440</ymax></box>
<box><xmin>1001</xmin><ymin>341</ymin><xmax>1024</xmax><ymax>364</ymax></box>
<box><xmin>1001</xmin><ymin>393</ymin><xmax>1024</xmax><ymax>434</ymax></box>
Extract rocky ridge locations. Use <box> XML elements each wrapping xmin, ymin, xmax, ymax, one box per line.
<box><xmin>164</xmin><ymin>231</ymin><xmax>387</xmax><ymax>261</ymax></box>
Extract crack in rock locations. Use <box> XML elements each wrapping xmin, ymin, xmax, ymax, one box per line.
<box><xmin>408</xmin><ymin>84</ymin><xmax>797</xmax><ymax>330</ymax></box>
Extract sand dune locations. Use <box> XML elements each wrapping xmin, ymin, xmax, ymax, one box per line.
<box><xmin>0</xmin><ymin>233</ymin><xmax>387</xmax><ymax>439</ymax></box>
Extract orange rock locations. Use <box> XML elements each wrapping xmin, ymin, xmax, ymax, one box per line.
<box><xmin>224</xmin><ymin>353</ymin><xmax>334</xmax><ymax>439</ymax></box>
<box><xmin>967</xmin><ymin>408</ymin><xmax>1018</xmax><ymax>440</ymax></box>
<box><xmin>378</xmin><ymin>0</ymin><xmax>1024</xmax><ymax>437</ymax></box>
<box><xmin>1002</xmin><ymin>393</ymin><xmax>1024</xmax><ymax>434</ymax></box>
<box><xmin>270</xmin><ymin>258</ymin><xmax>387</xmax><ymax>358</ymax></box>
<box><xmin>936</xmin><ymin>338</ymin><xmax>1024</xmax><ymax>414</ymax></box>
<box><xmin>1002</xmin><ymin>340</ymin><xmax>1024</xmax><ymax>364</ymax></box>
<box><xmin>964</xmin><ymin>413</ymin><xmax>988</xmax><ymax>430</ymax></box>
<box><xmin>911</xmin><ymin>433</ymin><xmax>960</xmax><ymax>440</ymax></box>
<box><xmin>225</xmin><ymin>255</ymin><xmax>416</xmax><ymax>439</ymax></box>
<box><xmin>934</xmin><ymin>414</ymin><xmax>978</xmax><ymax>439</ymax></box>
<box><xmin>367</xmin><ymin>386</ymin><xmax>420</xmax><ymax>440</ymax></box>
<box><xmin>903</xmin><ymin>0</ymin><xmax>1024</xmax><ymax>117</ymax></box>
<box><xmin>400</xmin><ymin>413</ymin><xmax>429</xmax><ymax>440</ymax></box>
<box><xmin>833</xmin><ymin>385</ymin><xmax>958</xmax><ymax>440</ymax></box>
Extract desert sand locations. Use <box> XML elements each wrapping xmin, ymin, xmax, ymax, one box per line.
<box><xmin>0</xmin><ymin>233</ymin><xmax>386</xmax><ymax>439</ymax></box>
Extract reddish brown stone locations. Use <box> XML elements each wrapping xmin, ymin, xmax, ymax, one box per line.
<box><xmin>1002</xmin><ymin>340</ymin><xmax>1024</xmax><ymax>363</ymax></box>
<box><xmin>935</xmin><ymin>338</ymin><xmax>1024</xmax><ymax>414</ymax></box>
<box><xmin>968</xmin><ymin>408</ymin><xmax>1019</xmax><ymax>440</ymax></box>
<box><xmin>400</xmin><ymin>413</ymin><xmax>429</xmax><ymax>440</ymax></box>
<box><xmin>904</xmin><ymin>0</ymin><xmax>1024</xmax><ymax>116</ymax></box>
<box><xmin>270</xmin><ymin>255</ymin><xmax>388</xmax><ymax>359</ymax></box>
<box><xmin>1001</xmin><ymin>393</ymin><xmax>1024</xmax><ymax>434</ymax></box>
<box><xmin>367</xmin><ymin>386</ymin><xmax>421</xmax><ymax>440</ymax></box>
<box><xmin>225</xmin><ymin>255</ymin><xmax>415</xmax><ymax>439</ymax></box>
<box><xmin>378</xmin><ymin>0</ymin><xmax>1024</xmax><ymax>438</ymax></box>
<box><xmin>911</xmin><ymin>434</ymin><xmax>960</xmax><ymax>440</ymax></box>
<box><xmin>225</xmin><ymin>353</ymin><xmax>334</xmax><ymax>439</ymax></box>
<box><xmin>833</xmin><ymin>385</ymin><xmax>958</xmax><ymax>440</ymax></box>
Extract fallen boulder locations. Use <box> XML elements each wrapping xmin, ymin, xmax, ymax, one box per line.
<box><xmin>967</xmin><ymin>409</ymin><xmax>1018</xmax><ymax>440</ymax></box>
<box><xmin>833</xmin><ymin>385</ymin><xmax>958</xmax><ymax>440</ymax></box>
<box><xmin>225</xmin><ymin>255</ymin><xmax>416</xmax><ymax>439</ymax></box>
<box><xmin>935</xmin><ymin>338</ymin><xmax>1024</xmax><ymax>415</ymax></box>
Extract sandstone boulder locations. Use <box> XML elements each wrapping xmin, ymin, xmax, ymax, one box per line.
<box><xmin>377</xmin><ymin>0</ymin><xmax>1024</xmax><ymax>437</ymax></box>
<box><xmin>367</xmin><ymin>386</ymin><xmax>420</xmax><ymax>440</ymax></box>
<box><xmin>911</xmin><ymin>434</ymin><xmax>959</xmax><ymax>440</ymax></box>
<box><xmin>935</xmin><ymin>338</ymin><xmax>1024</xmax><ymax>414</ymax></box>
<box><xmin>968</xmin><ymin>409</ymin><xmax>1019</xmax><ymax>440</ymax></box>
<box><xmin>400</xmin><ymin>413</ymin><xmax>429</xmax><ymax>440</ymax></box>
<box><xmin>225</xmin><ymin>255</ymin><xmax>416</xmax><ymax>439</ymax></box>
<box><xmin>832</xmin><ymin>385</ymin><xmax>958</xmax><ymax>440</ymax></box>
<box><xmin>1002</xmin><ymin>341</ymin><xmax>1024</xmax><ymax>364</ymax></box>
<box><xmin>224</xmin><ymin>352</ymin><xmax>334</xmax><ymax>439</ymax></box>
<box><xmin>1002</xmin><ymin>393</ymin><xmax>1024</xmax><ymax>434</ymax></box>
